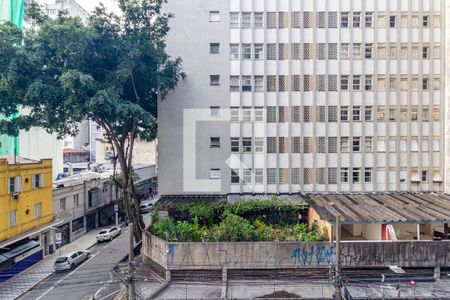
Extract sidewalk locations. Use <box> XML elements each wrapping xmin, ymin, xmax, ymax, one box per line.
<box><xmin>0</xmin><ymin>228</ymin><xmax>102</xmax><ymax>300</ymax></box>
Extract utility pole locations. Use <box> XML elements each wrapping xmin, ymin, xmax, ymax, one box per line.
<box><xmin>334</xmin><ymin>215</ymin><xmax>343</xmax><ymax>300</ymax></box>
<box><xmin>128</xmin><ymin>223</ymin><xmax>135</xmax><ymax>300</ymax></box>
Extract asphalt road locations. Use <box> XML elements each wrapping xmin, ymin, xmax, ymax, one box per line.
<box><xmin>19</xmin><ymin>228</ymin><xmax>131</xmax><ymax>300</ymax></box>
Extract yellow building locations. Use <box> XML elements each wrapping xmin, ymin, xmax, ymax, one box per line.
<box><xmin>0</xmin><ymin>156</ymin><xmax>60</xmax><ymax>265</ymax></box>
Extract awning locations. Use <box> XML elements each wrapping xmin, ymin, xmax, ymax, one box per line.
<box><xmin>433</xmin><ymin>171</ymin><xmax>443</xmax><ymax>182</ymax></box>
<box><xmin>306</xmin><ymin>193</ymin><xmax>450</xmax><ymax>224</ymax></box>
<box><xmin>0</xmin><ymin>240</ymin><xmax>39</xmax><ymax>264</ymax></box>
<box><xmin>0</xmin><ymin>219</ymin><xmax>63</xmax><ymax>249</ymax></box>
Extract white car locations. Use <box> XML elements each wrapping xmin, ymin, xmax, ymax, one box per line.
<box><xmin>96</xmin><ymin>226</ymin><xmax>121</xmax><ymax>242</ymax></box>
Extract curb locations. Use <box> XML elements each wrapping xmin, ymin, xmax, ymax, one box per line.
<box><xmin>13</xmin><ymin>238</ymin><xmax>99</xmax><ymax>300</ymax></box>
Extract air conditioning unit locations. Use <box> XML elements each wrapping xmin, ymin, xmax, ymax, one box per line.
<box><xmin>11</xmin><ymin>194</ymin><xmax>19</xmax><ymax>201</ymax></box>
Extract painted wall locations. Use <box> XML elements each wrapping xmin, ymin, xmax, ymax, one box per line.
<box><xmin>0</xmin><ymin>158</ymin><xmax>53</xmax><ymax>242</ymax></box>
<box><xmin>143</xmin><ymin>232</ymin><xmax>450</xmax><ymax>271</ymax></box>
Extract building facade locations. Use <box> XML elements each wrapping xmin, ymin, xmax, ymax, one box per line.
<box><xmin>159</xmin><ymin>0</ymin><xmax>446</xmax><ymax>196</ymax></box>
<box><xmin>53</xmin><ymin>171</ymin><xmax>122</xmax><ymax>247</ymax></box>
<box><xmin>0</xmin><ymin>156</ymin><xmax>57</xmax><ymax>282</ymax></box>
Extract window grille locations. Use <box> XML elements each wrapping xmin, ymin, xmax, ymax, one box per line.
<box><xmin>317</xmin><ymin>168</ymin><xmax>326</xmax><ymax>184</ymax></box>
<box><xmin>292</xmin><ymin>137</ymin><xmax>301</xmax><ymax>153</ymax></box>
<box><xmin>328</xmin><ymin>106</ymin><xmax>338</xmax><ymax>122</ymax></box>
<box><xmin>279</xmin><ymin>75</ymin><xmax>288</xmax><ymax>91</ymax></box>
<box><xmin>278</xmin><ymin>43</ymin><xmax>289</xmax><ymax>60</ymax></box>
<box><xmin>303</xmin><ymin>137</ymin><xmax>314</xmax><ymax>153</ymax></box>
<box><xmin>303</xmin><ymin>12</ymin><xmax>314</xmax><ymax>28</ymax></box>
<box><xmin>328</xmin><ymin>75</ymin><xmax>337</xmax><ymax>91</ymax></box>
<box><xmin>317</xmin><ymin>137</ymin><xmax>326</xmax><ymax>153</ymax></box>
<box><xmin>279</xmin><ymin>169</ymin><xmax>289</xmax><ymax>184</ymax></box>
<box><xmin>291</xmin><ymin>12</ymin><xmax>301</xmax><ymax>28</ymax></box>
<box><xmin>267</xmin><ymin>75</ymin><xmax>277</xmax><ymax>91</ymax></box>
<box><xmin>291</xmin><ymin>43</ymin><xmax>301</xmax><ymax>60</ymax></box>
<box><xmin>328</xmin><ymin>137</ymin><xmax>337</xmax><ymax>153</ymax></box>
<box><xmin>317</xmin><ymin>75</ymin><xmax>326</xmax><ymax>92</ymax></box>
<box><xmin>266</xmin><ymin>12</ymin><xmax>276</xmax><ymax>28</ymax></box>
<box><xmin>292</xmin><ymin>75</ymin><xmax>301</xmax><ymax>91</ymax></box>
<box><xmin>267</xmin><ymin>168</ymin><xmax>277</xmax><ymax>184</ymax></box>
<box><xmin>291</xmin><ymin>106</ymin><xmax>300</xmax><ymax>122</ymax></box>
<box><xmin>278</xmin><ymin>12</ymin><xmax>289</xmax><ymax>28</ymax></box>
<box><xmin>328</xmin><ymin>168</ymin><xmax>337</xmax><ymax>184</ymax></box>
<box><xmin>328</xmin><ymin>43</ymin><xmax>337</xmax><ymax>59</ymax></box>
<box><xmin>278</xmin><ymin>106</ymin><xmax>287</xmax><ymax>122</ymax></box>
<box><xmin>267</xmin><ymin>137</ymin><xmax>277</xmax><ymax>153</ymax></box>
<box><xmin>316</xmin><ymin>106</ymin><xmax>326</xmax><ymax>122</ymax></box>
<box><xmin>303</xmin><ymin>43</ymin><xmax>314</xmax><ymax>60</ymax></box>
<box><xmin>291</xmin><ymin>168</ymin><xmax>300</xmax><ymax>184</ymax></box>
<box><xmin>303</xmin><ymin>75</ymin><xmax>313</xmax><ymax>91</ymax></box>
<box><xmin>317</xmin><ymin>43</ymin><xmax>326</xmax><ymax>60</ymax></box>
<box><xmin>266</xmin><ymin>107</ymin><xmax>277</xmax><ymax>123</ymax></box>
<box><xmin>317</xmin><ymin>12</ymin><xmax>326</xmax><ymax>28</ymax></box>
<box><xmin>304</xmin><ymin>168</ymin><xmax>313</xmax><ymax>184</ymax></box>
<box><xmin>304</xmin><ymin>106</ymin><xmax>313</xmax><ymax>122</ymax></box>
<box><xmin>266</xmin><ymin>44</ymin><xmax>277</xmax><ymax>60</ymax></box>
<box><xmin>328</xmin><ymin>12</ymin><xmax>337</xmax><ymax>28</ymax></box>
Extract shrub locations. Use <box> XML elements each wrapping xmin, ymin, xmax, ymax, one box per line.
<box><xmin>211</xmin><ymin>210</ymin><xmax>255</xmax><ymax>242</ymax></box>
<box><xmin>152</xmin><ymin>216</ymin><xmax>177</xmax><ymax>241</ymax></box>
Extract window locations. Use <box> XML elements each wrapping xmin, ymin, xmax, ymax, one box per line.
<box><xmin>254</xmin><ymin>13</ymin><xmax>263</xmax><ymax>28</ymax></box>
<box><xmin>303</xmin><ymin>12</ymin><xmax>314</xmax><ymax>28</ymax></box>
<box><xmin>210</xmin><ymin>137</ymin><xmax>220</xmax><ymax>148</ymax></box>
<box><xmin>267</xmin><ymin>137</ymin><xmax>277</xmax><ymax>153</ymax></box>
<box><xmin>267</xmin><ymin>75</ymin><xmax>277</xmax><ymax>92</ymax></box>
<box><xmin>210</xmin><ymin>75</ymin><xmax>220</xmax><ymax>86</ymax></box>
<box><xmin>209</xmin><ymin>11</ymin><xmax>220</xmax><ymax>22</ymax></box>
<box><xmin>317</xmin><ymin>43</ymin><xmax>326</xmax><ymax>60</ymax></box>
<box><xmin>8</xmin><ymin>176</ymin><xmax>21</xmax><ymax>194</ymax></box>
<box><xmin>422</xmin><ymin>46</ymin><xmax>429</xmax><ymax>59</ymax></box>
<box><xmin>242</xmin><ymin>138</ymin><xmax>252</xmax><ymax>152</ymax></box>
<box><xmin>353</xmin><ymin>75</ymin><xmax>361</xmax><ymax>91</ymax></box>
<box><xmin>365</xmin><ymin>75</ymin><xmax>373</xmax><ymax>91</ymax></box>
<box><xmin>242</xmin><ymin>12</ymin><xmax>251</xmax><ymax>28</ymax></box>
<box><xmin>376</xmin><ymin>140</ymin><xmax>386</xmax><ymax>152</ymax></box>
<box><xmin>210</xmin><ymin>169</ymin><xmax>221</xmax><ymax>179</ymax></box>
<box><xmin>421</xmin><ymin>170</ymin><xmax>428</xmax><ymax>182</ymax></box>
<box><xmin>340</xmin><ymin>106</ymin><xmax>349</xmax><ymax>121</ymax></box>
<box><xmin>365</xmin><ymin>12</ymin><xmax>373</xmax><ymax>27</ymax></box>
<box><xmin>340</xmin><ymin>168</ymin><xmax>349</xmax><ymax>183</ymax></box>
<box><xmin>291</xmin><ymin>44</ymin><xmax>300</xmax><ymax>60</ymax></box>
<box><xmin>242</xmin><ymin>108</ymin><xmax>251</xmax><ymax>121</ymax></box>
<box><xmin>230</xmin><ymin>44</ymin><xmax>239</xmax><ymax>59</ymax></box>
<box><xmin>243</xmin><ymin>169</ymin><xmax>252</xmax><ymax>184</ymax></box>
<box><xmin>317</xmin><ymin>12</ymin><xmax>326</xmax><ymax>28</ymax></box>
<box><xmin>389</xmin><ymin>15</ymin><xmax>396</xmax><ymax>28</ymax></box>
<box><xmin>267</xmin><ymin>44</ymin><xmax>277</xmax><ymax>60</ymax></box>
<box><xmin>267</xmin><ymin>107</ymin><xmax>276</xmax><ymax>123</ymax></box>
<box><xmin>353</xmin><ymin>12</ymin><xmax>361</xmax><ymax>28</ymax></box>
<box><xmin>278</xmin><ymin>12</ymin><xmax>289</xmax><ymax>28</ymax></box>
<box><xmin>266</xmin><ymin>12</ymin><xmax>276</xmax><ymax>28</ymax></box>
<box><xmin>353</xmin><ymin>43</ymin><xmax>362</xmax><ymax>59</ymax></box>
<box><xmin>352</xmin><ymin>168</ymin><xmax>360</xmax><ymax>183</ymax></box>
<box><xmin>242</xmin><ymin>76</ymin><xmax>252</xmax><ymax>91</ymax></box>
<box><xmin>328</xmin><ymin>137</ymin><xmax>337</xmax><ymax>153</ymax></box>
<box><xmin>254</xmin><ymin>76</ymin><xmax>264</xmax><ymax>92</ymax></box>
<box><xmin>254</xmin><ymin>44</ymin><xmax>264</xmax><ymax>59</ymax></box>
<box><xmin>365</xmin><ymin>106</ymin><xmax>373</xmax><ymax>121</ymax></box>
<box><xmin>254</xmin><ymin>107</ymin><xmax>264</xmax><ymax>121</ymax></box>
<box><xmin>230</xmin><ymin>12</ymin><xmax>239</xmax><ymax>27</ymax></box>
<box><xmin>422</xmin><ymin>78</ymin><xmax>429</xmax><ymax>90</ymax></box>
<box><xmin>210</xmin><ymin>43</ymin><xmax>220</xmax><ymax>54</ymax></box>
<box><xmin>353</xmin><ymin>106</ymin><xmax>361</xmax><ymax>122</ymax></box>
<box><xmin>10</xmin><ymin>210</ymin><xmax>17</xmax><ymax>226</ymax></box>
<box><xmin>291</xmin><ymin>168</ymin><xmax>300</xmax><ymax>184</ymax></box>
<box><xmin>231</xmin><ymin>169</ymin><xmax>240</xmax><ymax>184</ymax></box>
<box><xmin>329</xmin><ymin>12</ymin><xmax>338</xmax><ymax>28</ymax></box>
<box><xmin>291</xmin><ymin>12</ymin><xmax>301</xmax><ymax>28</ymax></box>
<box><xmin>267</xmin><ymin>168</ymin><xmax>276</xmax><ymax>184</ymax></box>
<box><xmin>230</xmin><ymin>76</ymin><xmax>239</xmax><ymax>91</ymax></box>
<box><xmin>317</xmin><ymin>137</ymin><xmax>326</xmax><ymax>153</ymax></box>
<box><xmin>340</xmin><ymin>43</ymin><xmax>349</xmax><ymax>59</ymax></box>
<box><xmin>32</xmin><ymin>174</ymin><xmax>44</xmax><ymax>189</ymax></box>
<box><xmin>74</xmin><ymin>194</ymin><xmax>80</xmax><ymax>206</ymax></box>
<box><xmin>341</xmin><ymin>75</ymin><xmax>349</xmax><ymax>90</ymax></box>
<box><xmin>328</xmin><ymin>168</ymin><xmax>337</xmax><ymax>184</ymax></box>
<box><xmin>35</xmin><ymin>203</ymin><xmax>41</xmax><ymax>218</ymax></box>
<box><xmin>341</xmin><ymin>12</ymin><xmax>349</xmax><ymax>28</ymax></box>
<box><xmin>364</xmin><ymin>168</ymin><xmax>372</xmax><ymax>183</ymax></box>
<box><xmin>303</xmin><ymin>137</ymin><xmax>314</xmax><ymax>153</ymax></box>
<box><xmin>60</xmin><ymin>198</ymin><xmax>66</xmax><ymax>211</ymax></box>
<box><xmin>328</xmin><ymin>106</ymin><xmax>337</xmax><ymax>122</ymax></box>
<box><xmin>230</xmin><ymin>107</ymin><xmax>240</xmax><ymax>122</ymax></box>
<box><xmin>304</xmin><ymin>106</ymin><xmax>313</xmax><ymax>122</ymax></box>
<box><xmin>242</xmin><ymin>44</ymin><xmax>251</xmax><ymax>59</ymax></box>
<box><xmin>303</xmin><ymin>75</ymin><xmax>313</xmax><ymax>91</ymax></box>
<box><xmin>329</xmin><ymin>43</ymin><xmax>338</xmax><ymax>60</ymax></box>
<box><xmin>422</xmin><ymin>15</ymin><xmax>429</xmax><ymax>27</ymax></box>
<box><xmin>303</xmin><ymin>43</ymin><xmax>313</xmax><ymax>59</ymax></box>
<box><xmin>352</xmin><ymin>137</ymin><xmax>361</xmax><ymax>152</ymax></box>
<box><xmin>365</xmin><ymin>43</ymin><xmax>373</xmax><ymax>59</ymax></box>
<box><xmin>433</xmin><ymin>14</ymin><xmax>440</xmax><ymax>28</ymax></box>
<box><xmin>210</xmin><ymin>106</ymin><xmax>220</xmax><ymax>117</ymax></box>
<box><xmin>303</xmin><ymin>169</ymin><xmax>313</xmax><ymax>185</ymax></box>
<box><xmin>378</xmin><ymin>14</ymin><xmax>386</xmax><ymax>28</ymax></box>
<box><xmin>254</xmin><ymin>138</ymin><xmax>264</xmax><ymax>152</ymax></box>
<box><xmin>292</xmin><ymin>137</ymin><xmax>301</xmax><ymax>153</ymax></box>
<box><xmin>341</xmin><ymin>137</ymin><xmax>349</xmax><ymax>152</ymax></box>
<box><xmin>365</xmin><ymin>137</ymin><xmax>373</xmax><ymax>152</ymax></box>
<box><xmin>231</xmin><ymin>138</ymin><xmax>240</xmax><ymax>152</ymax></box>
<box><xmin>255</xmin><ymin>169</ymin><xmax>264</xmax><ymax>184</ymax></box>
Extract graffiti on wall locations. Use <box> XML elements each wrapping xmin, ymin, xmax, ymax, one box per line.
<box><xmin>291</xmin><ymin>244</ymin><xmax>335</xmax><ymax>266</ymax></box>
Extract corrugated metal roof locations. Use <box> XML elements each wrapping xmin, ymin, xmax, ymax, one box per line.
<box><xmin>307</xmin><ymin>192</ymin><xmax>450</xmax><ymax>224</ymax></box>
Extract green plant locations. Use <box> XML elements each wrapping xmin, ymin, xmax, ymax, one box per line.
<box><xmin>211</xmin><ymin>210</ymin><xmax>255</xmax><ymax>242</ymax></box>
<box><xmin>152</xmin><ymin>217</ymin><xmax>177</xmax><ymax>241</ymax></box>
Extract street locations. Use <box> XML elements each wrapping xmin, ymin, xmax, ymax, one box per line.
<box><xmin>19</xmin><ymin>228</ymin><xmax>130</xmax><ymax>300</ymax></box>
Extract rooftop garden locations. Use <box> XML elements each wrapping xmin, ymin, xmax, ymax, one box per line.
<box><xmin>150</xmin><ymin>196</ymin><xmax>327</xmax><ymax>242</ymax></box>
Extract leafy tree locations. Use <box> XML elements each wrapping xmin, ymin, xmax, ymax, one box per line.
<box><xmin>0</xmin><ymin>0</ymin><xmax>185</xmax><ymax>240</ymax></box>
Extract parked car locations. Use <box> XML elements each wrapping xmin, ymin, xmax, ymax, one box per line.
<box><xmin>54</xmin><ymin>250</ymin><xmax>90</xmax><ymax>271</ymax></box>
<box><xmin>139</xmin><ymin>202</ymin><xmax>153</xmax><ymax>214</ymax></box>
<box><xmin>96</xmin><ymin>226</ymin><xmax>122</xmax><ymax>242</ymax></box>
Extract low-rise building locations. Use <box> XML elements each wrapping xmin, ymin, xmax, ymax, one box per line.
<box><xmin>53</xmin><ymin>170</ymin><xmax>122</xmax><ymax>247</ymax></box>
<box><xmin>0</xmin><ymin>156</ymin><xmax>59</xmax><ymax>282</ymax></box>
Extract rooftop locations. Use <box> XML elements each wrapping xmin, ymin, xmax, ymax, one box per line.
<box><xmin>0</xmin><ymin>156</ymin><xmax>42</xmax><ymax>165</ymax></box>
<box><xmin>307</xmin><ymin>192</ymin><xmax>450</xmax><ymax>224</ymax></box>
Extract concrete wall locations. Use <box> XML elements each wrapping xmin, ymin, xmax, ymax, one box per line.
<box><xmin>143</xmin><ymin>232</ymin><xmax>450</xmax><ymax>271</ymax></box>
<box><xmin>159</xmin><ymin>0</ymin><xmax>230</xmax><ymax>195</ymax></box>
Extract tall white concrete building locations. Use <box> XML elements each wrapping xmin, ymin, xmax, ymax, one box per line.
<box><xmin>159</xmin><ymin>0</ymin><xmax>447</xmax><ymax>196</ymax></box>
